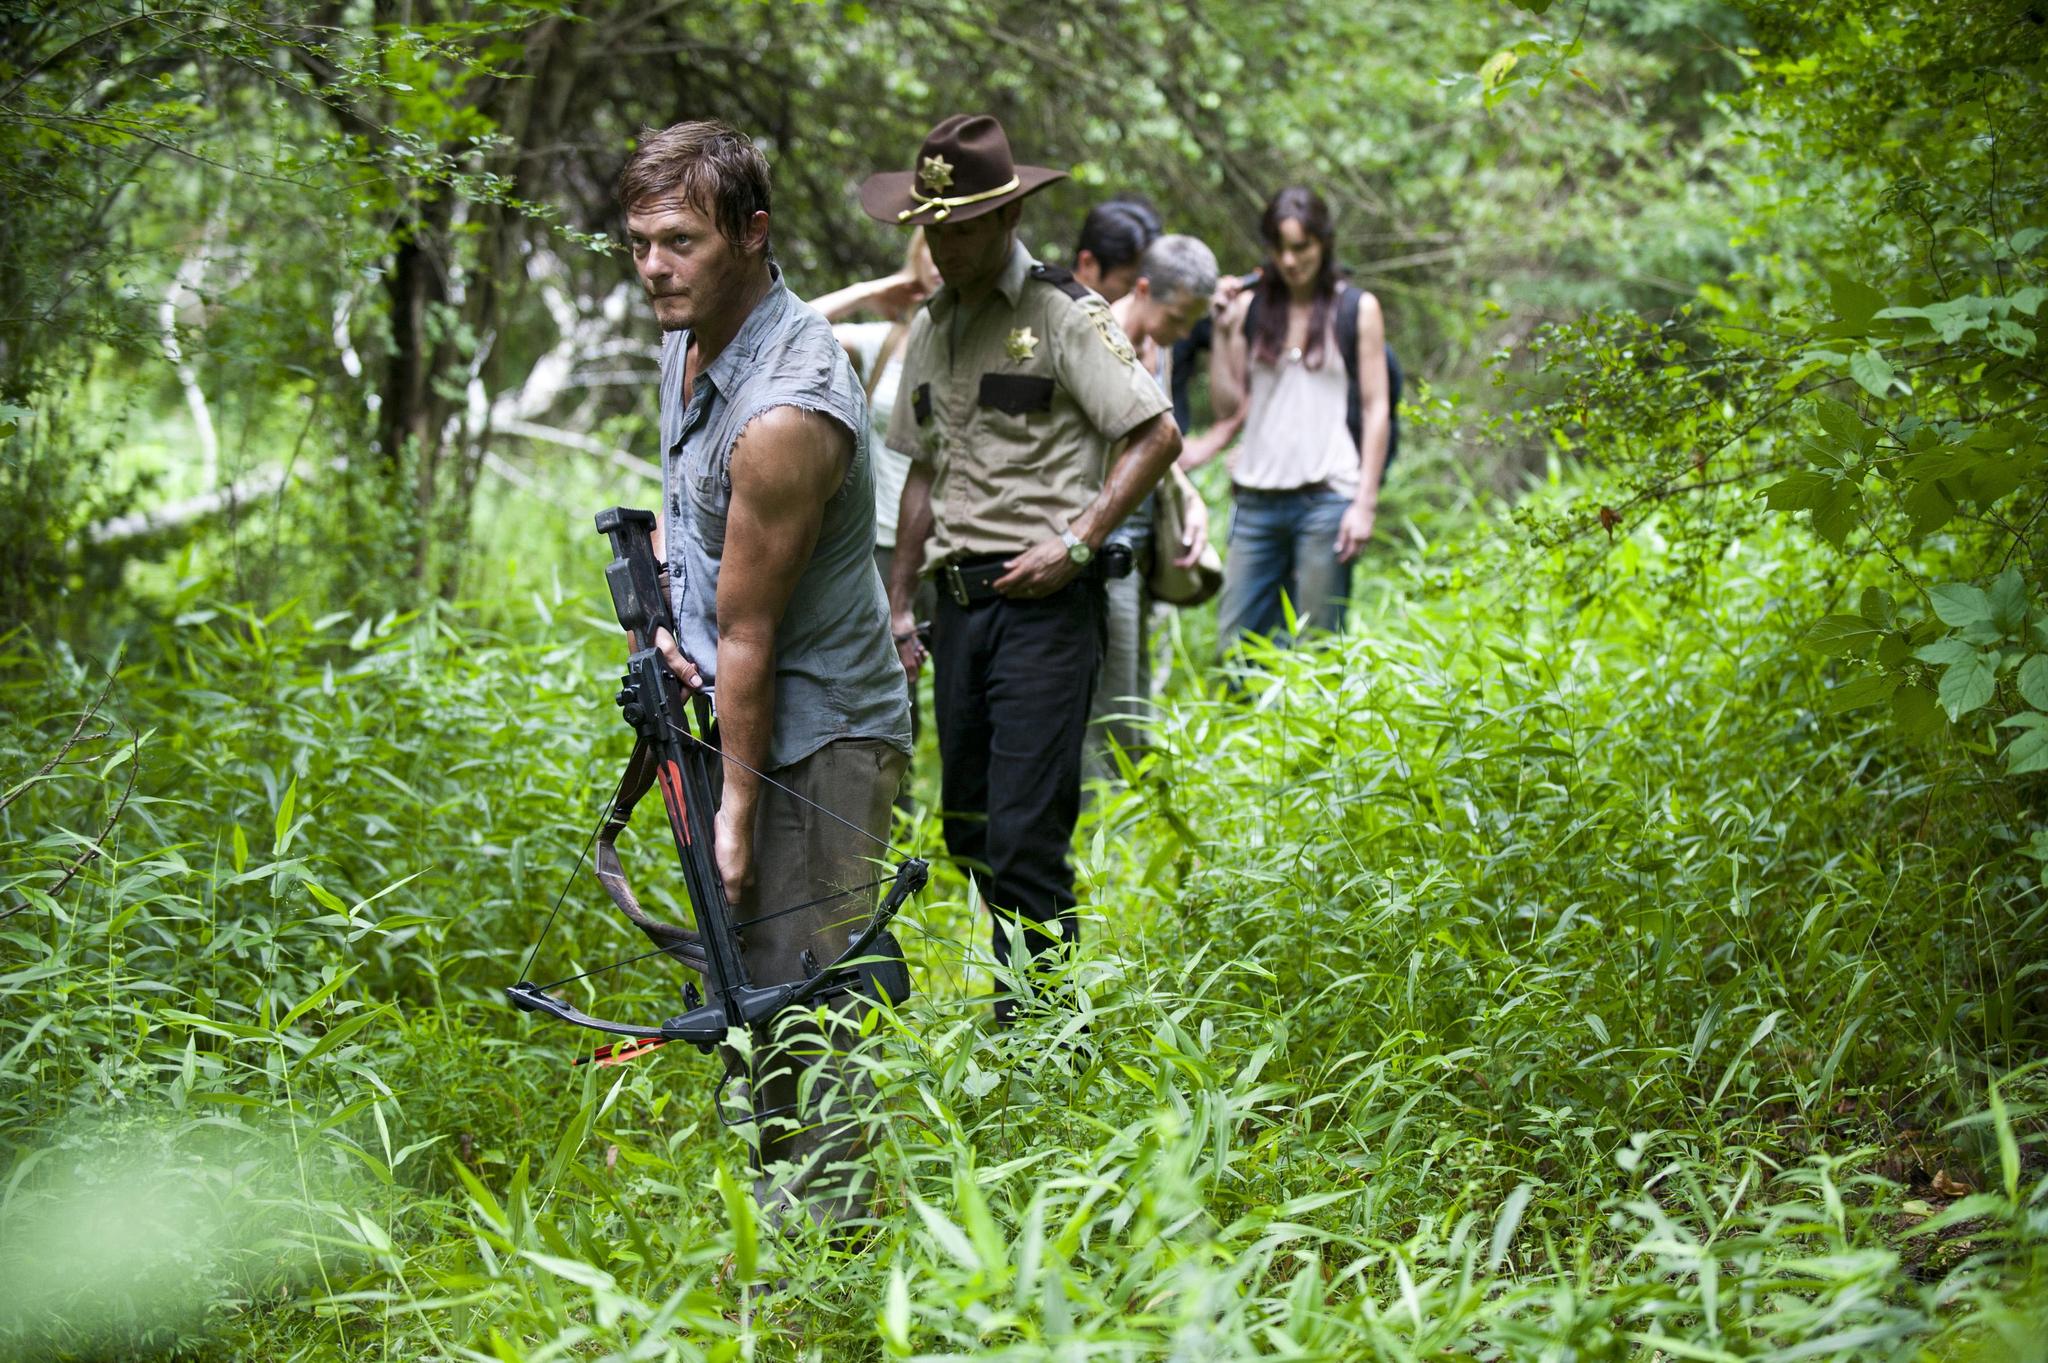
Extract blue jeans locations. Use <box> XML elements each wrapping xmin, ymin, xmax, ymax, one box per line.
<box><xmin>1215</xmin><ymin>486</ymin><xmax>1355</xmax><ymax>652</ymax></box>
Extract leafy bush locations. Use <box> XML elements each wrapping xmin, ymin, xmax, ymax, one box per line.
<box><xmin>4</xmin><ymin>501</ymin><xmax>2042</xmax><ymax>1359</ymax></box>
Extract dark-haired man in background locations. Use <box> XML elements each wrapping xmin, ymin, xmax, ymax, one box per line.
<box><xmin>621</xmin><ymin>120</ymin><xmax>910</xmax><ymax>1227</ymax></box>
<box><xmin>1071</xmin><ymin>197</ymin><xmax>1161</xmax><ymax>303</ymax></box>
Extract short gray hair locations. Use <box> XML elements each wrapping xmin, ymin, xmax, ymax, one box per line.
<box><xmin>1139</xmin><ymin>234</ymin><xmax>1218</xmax><ymax>307</ymax></box>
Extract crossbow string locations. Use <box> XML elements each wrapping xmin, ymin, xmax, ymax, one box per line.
<box><xmin>507</xmin><ymin>507</ymin><xmax>927</xmax><ymax>1075</ymax></box>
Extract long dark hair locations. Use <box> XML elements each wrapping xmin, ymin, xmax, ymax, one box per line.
<box><xmin>1248</xmin><ymin>185</ymin><xmax>1338</xmax><ymax>369</ymax></box>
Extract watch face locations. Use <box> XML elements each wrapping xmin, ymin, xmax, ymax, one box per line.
<box><xmin>1068</xmin><ymin>542</ymin><xmax>1093</xmax><ymax>565</ymax></box>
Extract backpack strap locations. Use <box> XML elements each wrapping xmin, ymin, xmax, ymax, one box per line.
<box><xmin>1028</xmin><ymin>263</ymin><xmax>1092</xmax><ymax>301</ymax></box>
<box><xmin>1337</xmin><ymin>282</ymin><xmax>1364</xmax><ymax>456</ymax></box>
<box><xmin>1336</xmin><ymin>281</ymin><xmax>1362</xmax><ymax>384</ymax></box>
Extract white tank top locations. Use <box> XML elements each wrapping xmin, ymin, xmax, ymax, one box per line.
<box><xmin>1232</xmin><ymin>313</ymin><xmax>1358</xmax><ymax>496</ymax></box>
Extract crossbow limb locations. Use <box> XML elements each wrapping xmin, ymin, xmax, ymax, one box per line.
<box><xmin>507</xmin><ymin>506</ymin><xmax>927</xmax><ymax>1064</ymax></box>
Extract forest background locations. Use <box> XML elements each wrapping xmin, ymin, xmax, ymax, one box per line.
<box><xmin>3</xmin><ymin>0</ymin><xmax>2046</xmax><ymax>1359</ymax></box>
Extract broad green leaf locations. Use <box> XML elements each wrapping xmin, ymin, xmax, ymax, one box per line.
<box><xmin>289</xmin><ymin>1006</ymin><xmax>386</xmax><ymax>1074</ymax></box>
<box><xmin>954</xmin><ymin>1164</ymin><xmax>1007</xmax><ymax>1284</ymax></box>
<box><xmin>1849</xmin><ymin>347</ymin><xmax>1893</xmax><ymax>397</ymax></box>
<box><xmin>2016</xmin><ymin>655</ymin><xmax>2048</xmax><ymax>709</ymax></box>
<box><xmin>1798</xmin><ymin>434</ymin><xmax>1846</xmax><ymax>470</ymax></box>
<box><xmin>1988</xmin><ymin>320</ymin><xmax>2034</xmax><ymax>357</ymax></box>
<box><xmin>2000</xmin><ymin>713</ymin><xmax>2048</xmax><ymax>774</ymax></box>
<box><xmin>1823</xmin><ymin>673</ymin><xmax>1896</xmax><ymax>713</ymax></box>
<box><xmin>1812</xmin><ymin>483</ymin><xmax>1863</xmax><ymax>548</ymax></box>
<box><xmin>1893</xmin><ymin>684</ymin><xmax>1944</xmax><ymax>737</ymax></box>
<box><xmin>1938</xmin><ymin>657</ymin><xmax>1996</xmax><ymax>719</ymax></box>
<box><xmin>1922</xmin><ymin>299</ymin><xmax>1985</xmax><ymax>343</ymax></box>
<box><xmin>1762</xmin><ymin>471</ymin><xmax>1833</xmax><ymax>510</ymax></box>
<box><xmin>1988</xmin><ymin>568</ymin><xmax>2029</xmax><ymax>633</ymax></box>
<box><xmin>281</xmin><ymin>969</ymin><xmax>353</xmax><ymax>1029</ymax></box>
<box><xmin>1913</xmin><ymin>638</ymin><xmax>1977</xmax><ymax>666</ymax></box>
<box><xmin>1903</xmin><ymin>479</ymin><xmax>1956</xmax><ymax>539</ymax></box>
<box><xmin>304</xmin><ymin>880</ymin><xmax>347</xmax><ymax>913</ymax></box>
<box><xmin>1989</xmin><ymin>1082</ymin><xmax>2021</xmax><ymax>1204</ymax></box>
<box><xmin>1802</xmin><ymin>615</ymin><xmax>1881</xmax><ymax>656</ymax></box>
<box><xmin>1813</xmin><ymin>396</ymin><xmax>1870</xmax><ymax>452</ymax></box>
<box><xmin>1928</xmin><ymin>584</ymin><xmax>1992</xmax><ymax>629</ymax></box>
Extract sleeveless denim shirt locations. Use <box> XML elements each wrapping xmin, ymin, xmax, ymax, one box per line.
<box><xmin>658</xmin><ymin>268</ymin><xmax>912</xmax><ymax>771</ymax></box>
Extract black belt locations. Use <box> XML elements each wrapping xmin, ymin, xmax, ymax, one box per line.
<box><xmin>938</xmin><ymin>552</ymin><xmax>1128</xmax><ymax>607</ymax></box>
<box><xmin>939</xmin><ymin>556</ymin><xmax>1012</xmax><ymax>606</ymax></box>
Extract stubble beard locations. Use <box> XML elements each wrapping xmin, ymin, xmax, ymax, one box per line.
<box><xmin>650</xmin><ymin>293</ymin><xmax>691</xmax><ymax>331</ymax></box>
<box><xmin>649</xmin><ymin>244</ymin><xmax>754</xmax><ymax>334</ymax></box>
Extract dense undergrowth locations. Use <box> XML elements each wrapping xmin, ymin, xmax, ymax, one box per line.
<box><xmin>3</xmin><ymin>487</ymin><xmax>2044</xmax><ymax>1361</ymax></box>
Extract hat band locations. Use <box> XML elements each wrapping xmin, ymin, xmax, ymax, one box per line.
<box><xmin>898</xmin><ymin>174</ymin><xmax>1021</xmax><ymax>224</ymax></box>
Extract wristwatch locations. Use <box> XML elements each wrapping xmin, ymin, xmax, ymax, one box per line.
<box><xmin>1060</xmin><ymin>525</ymin><xmax>1094</xmax><ymax>566</ymax></box>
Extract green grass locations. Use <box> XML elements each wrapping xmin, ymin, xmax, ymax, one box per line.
<box><xmin>2</xmin><ymin>480</ymin><xmax>2044</xmax><ymax>1361</ymax></box>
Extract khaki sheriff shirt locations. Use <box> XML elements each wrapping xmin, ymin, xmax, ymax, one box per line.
<box><xmin>887</xmin><ymin>240</ymin><xmax>1171</xmax><ymax>566</ymax></box>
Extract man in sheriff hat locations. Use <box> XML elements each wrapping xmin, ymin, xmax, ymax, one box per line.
<box><xmin>864</xmin><ymin>114</ymin><xmax>1183</xmax><ymax>1024</ymax></box>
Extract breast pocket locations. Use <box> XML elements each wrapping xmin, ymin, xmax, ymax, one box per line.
<box><xmin>688</xmin><ymin>458</ymin><xmax>729</xmax><ymax>550</ymax></box>
<box><xmin>976</xmin><ymin>373</ymin><xmax>1056</xmax><ymax>456</ymax></box>
<box><xmin>978</xmin><ymin>373</ymin><xmax>1054</xmax><ymax>417</ymax></box>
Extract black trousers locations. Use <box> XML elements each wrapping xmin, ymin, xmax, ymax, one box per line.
<box><xmin>932</xmin><ymin>574</ymin><xmax>1106</xmax><ymax>1016</ymax></box>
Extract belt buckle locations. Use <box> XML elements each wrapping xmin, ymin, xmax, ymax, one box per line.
<box><xmin>944</xmin><ymin>562</ymin><xmax>970</xmax><ymax>607</ymax></box>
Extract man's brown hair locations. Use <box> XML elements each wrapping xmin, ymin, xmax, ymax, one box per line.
<box><xmin>616</xmin><ymin>121</ymin><xmax>772</xmax><ymax>255</ymax></box>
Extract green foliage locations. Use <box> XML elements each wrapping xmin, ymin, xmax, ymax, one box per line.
<box><xmin>6</xmin><ymin>2</ymin><xmax>2048</xmax><ymax>1359</ymax></box>
<box><xmin>4</xmin><ymin>503</ymin><xmax>2044</xmax><ymax>1358</ymax></box>
<box><xmin>7</xmin><ymin>0</ymin><xmax>1760</xmax><ymax>614</ymax></box>
<box><xmin>1493</xmin><ymin>0</ymin><xmax>2048</xmax><ymax>781</ymax></box>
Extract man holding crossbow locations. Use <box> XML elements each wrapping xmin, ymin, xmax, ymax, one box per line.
<box><xmin>620</xmin><ymin>120</ymin><xmax>912</xmax><ymax>1228</ymax></box>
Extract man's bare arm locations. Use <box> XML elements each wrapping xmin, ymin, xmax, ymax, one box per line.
<box><xmin>888</xmin><ymin>460</ymin><xmax>936</xmax><ymax>679</ymax></box>
<box><xmin>1073</xmin><ymin>412</ymin><xmax>1183</xmax><ymax>548</ymax></box>
<box><xmin>714</xmin><ymin>407</ymin><xmax>851</xmax><ymax>894</ymax></box>
<box><xmin>994</xmin><ymin>411</ymin><xmax>1183</xmax><ymax>597</ymax></box>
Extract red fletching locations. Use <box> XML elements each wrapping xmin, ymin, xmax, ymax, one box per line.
<box><xmin>577</xmin><ymin>1037</ymin><xmax>670</xmax><ymax>1068</ymax></box>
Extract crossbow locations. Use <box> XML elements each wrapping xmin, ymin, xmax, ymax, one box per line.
<box><xmin>507</xmin><ymin>507</ymin><xmax>927</xmax><ymax>1073</ymax></box>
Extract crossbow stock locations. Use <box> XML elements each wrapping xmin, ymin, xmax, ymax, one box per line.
<box><xmin>507</xmin><ymin>507</ymin><xmax>927</xmax><ymax>1071</ymax></box>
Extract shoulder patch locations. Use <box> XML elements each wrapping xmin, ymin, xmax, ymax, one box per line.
<box><xmin>1083</xmin><ymin>300</ymin><xmax>1137</xmax><ymax>365</ymax></box>
<box><xmin>1028</xmin><ymin>263</ymin><xmax>1092</xmax><ymax>302</ymax></box>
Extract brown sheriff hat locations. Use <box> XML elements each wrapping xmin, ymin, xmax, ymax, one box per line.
<box><xmin>859</xmin><ymin>114</ymin><xmax>1066</xmax><ymax>227</ymax></box>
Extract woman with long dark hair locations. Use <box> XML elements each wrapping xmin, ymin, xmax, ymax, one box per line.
<box><xmin>1179</xmin><ymin>186</ymin><xmax>1392</xmax><ymax>651</ymax></box>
